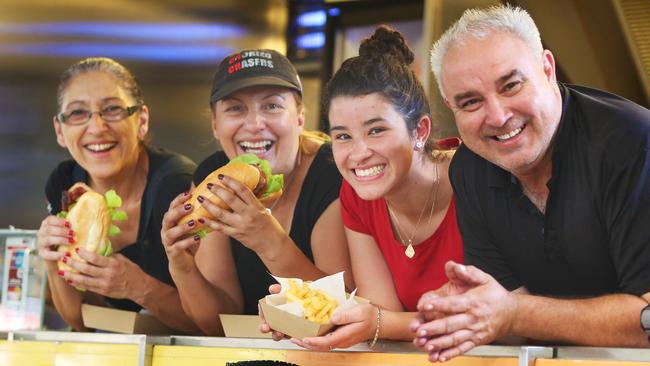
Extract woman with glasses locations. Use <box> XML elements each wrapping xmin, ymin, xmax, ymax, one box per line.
<box><xmin>160</xmin><ymin>49</ymin><xmax>353</xmax><ymax>335</ymax></box>
<box><xmin>36</xmin><ymin>57</ymin><xmax>199</xmax><ymax>333</ymax></box>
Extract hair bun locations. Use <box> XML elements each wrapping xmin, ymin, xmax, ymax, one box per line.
<box><xmin>359</xmin><ymin>25</ymin><xmax>414</xmax><ymax>65</ymax></box>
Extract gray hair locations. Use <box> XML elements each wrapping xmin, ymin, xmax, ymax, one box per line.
<box><xmin>56</xmin><ymin>57</ymin><xmax>144</xmax><ymax>111</ymax></box>
<box><xmin>430</xmin><ymin>4</ymin><xmax>543</xmax><ymax>98</ymax></box>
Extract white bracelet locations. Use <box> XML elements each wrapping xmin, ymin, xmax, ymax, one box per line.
<box><xmin>367</xmin><ymin>305</ymin><xmax>381</xmax><ymax>348</ymax></box>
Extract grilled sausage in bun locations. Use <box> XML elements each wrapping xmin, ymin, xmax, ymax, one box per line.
<box><xmin>57</xmin><ymin>183</ymin><xmax>127</xmax><ymax>284</ymax></box>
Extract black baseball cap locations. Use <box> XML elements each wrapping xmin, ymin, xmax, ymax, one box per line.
<box><xmin>210</xmin><ymin>49</ymin><xmax>302</xmax><ymax>105</ymax></box>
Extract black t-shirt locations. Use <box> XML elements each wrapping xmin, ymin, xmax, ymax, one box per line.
<box><xmin>193</xmin><ymin>144</ymin><xmax>342</xmax><ymax>314</ymax></box>
<box><xmin>45</xmin><ymin>146</ymin><xmax>196</xmax><ymax>311</ymax></box>
<box><xmin>450</xmin><ymin>83</ymin><xmax>650</xmax><ymax>297</ymax></box>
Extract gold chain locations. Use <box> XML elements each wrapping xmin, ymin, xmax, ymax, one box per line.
<box><xmin>386</xmin><ymin>163</ymin><xmax>439</xmax><ymax>257</ymax></box>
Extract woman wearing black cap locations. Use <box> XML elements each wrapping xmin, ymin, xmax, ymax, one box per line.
<box><xmin>161</xmin><ymin>49</ymin><xmax>354</xmax><ymax>335</ymax></box>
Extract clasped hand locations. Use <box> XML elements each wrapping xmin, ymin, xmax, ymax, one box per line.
<box><xmin>411</xmin><ymin>261</ymin><xmax>518</xmax><ymax>362</ymax></box>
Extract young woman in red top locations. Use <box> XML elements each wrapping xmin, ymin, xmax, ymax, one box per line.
<box><xmin>264</xmin><ymin>25</ymin><xmax>464</xmax><ymax>349</ymax></box>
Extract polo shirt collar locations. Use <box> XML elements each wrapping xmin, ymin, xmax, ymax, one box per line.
<box><xmin>550</xmin><ymin>83</ymin><xmax>573</xmax><ymax>171</ymax></box>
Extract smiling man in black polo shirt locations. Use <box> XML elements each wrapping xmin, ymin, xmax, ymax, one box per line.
<box><xmin>411</xmin><ymin>4</ymin><xmax>650</xmax><ymax>362</ymax></box>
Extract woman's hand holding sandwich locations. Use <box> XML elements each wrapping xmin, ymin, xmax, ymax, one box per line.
<box><xmin>58</xmin><ymin>248</ymin><xmax>148</xmax><ymax>300</ymax></box>
<box><xmin>199</xmin><ymin>174</ymin><xmax>287</xmax><ymax>254</ymax></box>
<box><xmin>162</xmin><ymin>154</ymin><xmax>286</xmax><ymax>260</ymax></box>
<box><xmin>37</xmin><ymin>216</ymin><xmax>71</xmax><ymax>264</ymax></box>
<box><xmin>161</xmin><ymin>192</ymin><xmax>203</xmax><ymax>274</ymax></box>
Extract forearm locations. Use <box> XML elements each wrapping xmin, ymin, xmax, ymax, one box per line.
<box><xmin>130</xmin><ymin>273</ymin><xmax>202</xmax><ymax>334</ymax></box>
<box><xmin>512</xmin><ymin>293</ymin><xmax>649</xmax><ymax>347</ymax></box>
<box><xmin>169</xmin><ymin>263</ymin><xmax>241</xmax><ymax>335</ymax></box>
<box><xmin>45</xmin><ymin>262</ymin><xmax>87</xmax><ymax>330</ymax></box>
<box><xmin>259</xmin><ymin>233</ymin><xmax>328</xmax><ymax>281</ymax></box>
<box><xmin>380</xmin><ymin>310</ymin><xmax>418</xmax><ymax>341</ymax></box>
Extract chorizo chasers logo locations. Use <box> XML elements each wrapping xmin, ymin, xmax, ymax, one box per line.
<box><xmin>228</xmin><ymin>50</ymin><xmax>274</xmax><ymax>74</ymax></box>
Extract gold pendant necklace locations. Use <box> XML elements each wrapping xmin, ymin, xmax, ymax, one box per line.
<box><xmin>386</xmin><ymin>163</ymin><xmax>439</xmax><ymax>258</ymax></box>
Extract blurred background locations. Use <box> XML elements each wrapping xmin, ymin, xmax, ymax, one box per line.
<box><xmin>1</xmin><ymin>0</ymin><xmax>649</xmax><ymax>230</ymax></box>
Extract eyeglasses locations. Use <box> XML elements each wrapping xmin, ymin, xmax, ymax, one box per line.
<box><xmin>56</xmin><ymin>105</ymin><xmax>142</xmax><ymax>126</ymax></box>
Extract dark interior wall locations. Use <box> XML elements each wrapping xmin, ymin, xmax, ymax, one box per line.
<box><xmin>0</xmin><ymin>0</ymin><xmax>288</xmax><ymax>229</ymax></box>
<box><xmin>0</xmin><ymin>63</ymin><xmax>220</xmax><ymax>229</ymax></box>
<box><xmin>1</xmin><ymin>79</ymin><xmax>63</xmax><ymax>227</ymax></box>
<box><xmin>3</xmin><ymin>0</ymin><xmax>649</xmax><ymax>230</ymax></box>
<box><xmin>516</xmin><ymin>0</ymin><xmax>648</xmax><ymax>107</ymax></box>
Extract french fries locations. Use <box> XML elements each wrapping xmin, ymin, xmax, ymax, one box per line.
<box><xmin>286</xmin><ymin>279</ymin><xmax>338</xmax><ymax>324</ymax></box>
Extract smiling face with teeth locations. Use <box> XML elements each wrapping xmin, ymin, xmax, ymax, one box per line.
<box><xmin>54</xmin><ymin>71</ymin><xmax>148</xmax><ymax>180</ymax></box>
<box><xmin>329</xmin><ymin>93</ymin><xmax>426</xmax><ymax>201</ymax></box>
<box><xmin>211</xmin><ymin>86</ymin><xmax>304</xmax><ymax>175</ymax></box>
<box><xmin>440</xmin><ymin>32</ymin><xmax>562</xmax><ymax>177</ymax></box>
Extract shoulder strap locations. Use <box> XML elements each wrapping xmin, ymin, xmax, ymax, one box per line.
<box><xmin>138</xmin><ymin>155</ymin><xmax>195</xmax><ymax>243</ymax></box>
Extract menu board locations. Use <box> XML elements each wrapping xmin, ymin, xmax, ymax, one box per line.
<box><xmin>0</xmin><ymin>229</ymin><xmax>45</xmax><ymax>331</ymax></box>
<box><xmin>2</xmin><ymin>242</ymin><xmax>30</xmax><ymax>306</ymax></box>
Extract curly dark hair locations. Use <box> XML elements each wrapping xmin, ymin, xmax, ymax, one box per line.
<box><xmin>323</xmin><ymin>25</ymin><xmax>433</xmax><ymax>152</ymax></box>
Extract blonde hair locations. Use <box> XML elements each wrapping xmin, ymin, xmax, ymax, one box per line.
<box><xmin>299</xmin><ymin>130</ymin><xmax>330</xmax><ymax>155</ymax></box>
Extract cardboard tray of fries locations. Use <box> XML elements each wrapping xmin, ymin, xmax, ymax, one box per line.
<box><xmin>259</xmin><ymin>272</ymin><xmax>363</xmax><ymax>340</ymax></box>
<box><xmin>81</xmin><ymin>304</ymin><xmax>174</xmax><ymax>335</ymax></box>
<box><xmin>219</xmin><ymin>314</ymin><xmax>271</xmax><ymax>338</ymax></box>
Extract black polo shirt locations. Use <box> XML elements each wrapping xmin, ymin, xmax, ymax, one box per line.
<box><xmin>450</xmin><ymin>83</ymin><xmax>650</xmax><ymax>297</ymax></box>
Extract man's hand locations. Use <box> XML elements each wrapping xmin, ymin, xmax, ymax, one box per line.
<box><xmin>413</xmin><ymin>261</ymin><xmax>518</xmax><ymax>362</ymax></box>
<box><xmin>411</xmin><ymin>259</ymin><xmax>487</xmax><ymax>331</ymax></box>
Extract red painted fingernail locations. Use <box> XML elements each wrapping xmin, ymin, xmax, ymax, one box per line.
<box><xmin>197</xmin><ymin>195</ymin><xmax>205</xmax><ymax>203</ymax></box>
<box><xmin>57</xmin><ymin>270</ymin><xmax>64</xmax><ymax>277</ymax></box>
<box><xmin>218</xmin><ymin>174</ymin><xmax>224</xmax><ymax>180</ymax></box>
<box><xmin>68</xmin><ymin>230</ymin><xmax>74</xmax><ymax>237</ymax></box>
<box><xmin>198</xmin><ymin>218</ymin><xmax>205</xmax><ymax>224</ymax></box>
<box><xmin>193</xmin><ymin>234</ymin><xmax>201</xmax><ymax>241</ymax></box>
<box><xmin>188</xmin><ymin>220</ymin><xmax>195</xmax><ymax>227</ymax></box>
<box><xmin>64</xmin><ymin>221</ymin><xmax>71</xmax><ymax>228</ymax></box>
<box><xmin>184</xmin><ymin>203</ymin><xmax>192</xmax><ymax>210</ymax></box>
<box><xmin>68</xmin><ymin>237</ymin><xmax>75</xmax><ymax>243</ymax></box>
<box><xmin>75</xmin><ymin>247</ymin><xmax>80</xmax><ymax>253</ymax></box>
<box><xmin>67</xmin><ymin>280</ymin><xmax>73</xmax><ymax>285</ymax></box>
<box><xmin>207</xmin><ymin>183</ymin><xmax>214</xmax><ymax>190</ymax></box>
<box><xmin>62</xmin><ymin>257</ymin><xmax>68</xmax><ymax>263</ymax></box>
<box><xmin>65</xmin><ymin>251</ymin><xmax>71</xmax><ymax>257</ymax></box>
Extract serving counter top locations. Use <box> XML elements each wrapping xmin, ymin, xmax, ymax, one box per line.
<box><xmin>1</xmin><ymin>331</ymin><xmax>649</xmax><ymax>366</ymax></box>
